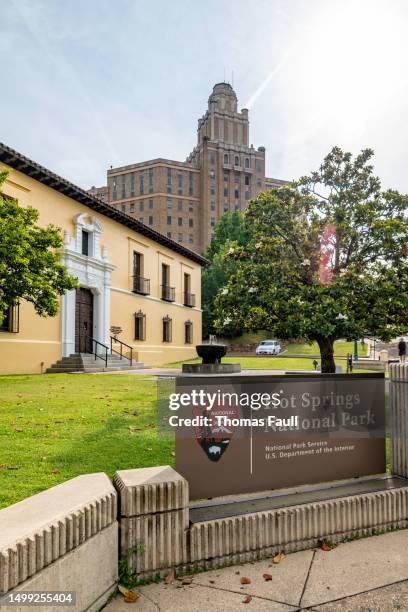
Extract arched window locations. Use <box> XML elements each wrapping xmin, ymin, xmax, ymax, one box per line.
<box><xmin>245</xmin><ymin>157</ymin><xmax>250</xmax><ymax>169</ymax></box>
<box><xmin>235</xmin><ymin>155</ymin><xmax>240</xmax><ymax>167</ymax></box>
<box><xmin>224</xmin><ymin>153</ymin><xmax>229</xmax><ymax>164</ymax></box>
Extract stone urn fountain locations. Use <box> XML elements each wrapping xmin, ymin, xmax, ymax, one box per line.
<box><xmin>182</xmin><ymin>336</ymin><xmax>241</xmax><ymax>374</ymax></box>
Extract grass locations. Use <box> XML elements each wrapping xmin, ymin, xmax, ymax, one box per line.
<box><xmin>162</xmin><ymin>340</ymin><xmax>369</xmax><ymax>368</ymax></box>
<box><xmin>161</xmin><ymin>355</ymin><xmax>372</xmax><ymax>372</ymax></box>
<box><xmin>210</xmin><ymin>339</ymin><xmax>368</xmax><ymax>357</ymax></box>
<box><xmin>284</xmin><ymin>340</ymin><xmax>368</xmax><ymax>357</ymax></box>
<box><xmin>225</xmin><ymin>330</ymin><xmax>270</xmax><ymax>345</ymax></box>
<box><xmin>0</xmin><ymin>368</ymin><xmax>386</xmax><ymax>510</ymax></box>
<box><xmin>0</xmin><ymin>374</ymin><xmax>174</xmax><ymax>509</ymax></box>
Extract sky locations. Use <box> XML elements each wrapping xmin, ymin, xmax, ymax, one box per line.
<box><xmin>2</xmin><ymin>0</ymin><xmax>408</xmax><ymax>191</ymax></box>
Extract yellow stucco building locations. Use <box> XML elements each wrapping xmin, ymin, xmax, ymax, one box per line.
<box><xmin>0</xmin><ymin>143</ymin><xmax>207</xmax><ymax>374</ymax></box>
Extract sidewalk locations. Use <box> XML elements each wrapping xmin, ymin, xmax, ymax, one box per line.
<box><xmin>105</xmin><ymin>529</ymin><xmax>408</xmax><ymax>611</ymax></box>
<box><xmin>98</xmin><ymin>367</ymin><xmax>287</xmax><ymax>376</ymax></box>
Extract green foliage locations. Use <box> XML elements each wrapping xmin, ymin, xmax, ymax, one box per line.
<box><xmin>205</xmin><ymin>210</ymin><xmax>251</xmax><ymax>260</ymax></box>
<box><xmin>214</xmin><ymin>147</ymin><xmax>408</xmax><ymax>372</ymax></box>
<box><xmin>0</xmin><ymin>171</ymin><xmax>78</xmax><ymax>322</ymax></box>
<box><xmin>118</xmin><ymin>545</ymin><xmax>145</xmax><ymax>588</ymax></box>
<box><xmin>202</xmin><ymin>212</ymin><xmax>250</xmax><ymax>337</ymax></box>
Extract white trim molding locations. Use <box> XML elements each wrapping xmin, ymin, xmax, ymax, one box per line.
<box><xmin>60</xmin><ymin>214</ymin><xmax>116</xmax><ymax>357</ymax></box>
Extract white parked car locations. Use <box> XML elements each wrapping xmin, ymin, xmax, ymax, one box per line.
<box><xmin>256</xmin><ymin>340</ymin><xmax>281</xmax><ymax>355</ymax></box>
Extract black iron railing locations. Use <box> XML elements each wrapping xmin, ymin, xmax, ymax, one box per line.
<box><xmin>183</xmin><ymin>292</ymin><xmax>196</xmax><ymax>307</ymax></box>
<box><xmin>161</xmin><ymin>285</ymin><xmax>175</xmax><ymax>302</ymax></box>
<box><xmin>132</xmin><ymin>275</ymin><xmax>150</xmax><ymax>295</ymax></box>
<box><xmin>110</xmin><ymin>336</ymin><xmax>133</xmax><ymax>365</ymax></box>
<box><xmin>84</xmin><ymin>335</ymin><xmax>108</xmax><ymax>367</ymax></box>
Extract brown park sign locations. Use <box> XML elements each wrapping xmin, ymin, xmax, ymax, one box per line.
<box><xmin>173</xmin><ymin>374</ymin><xmax>386</xmax><ymax>500</ymax></box>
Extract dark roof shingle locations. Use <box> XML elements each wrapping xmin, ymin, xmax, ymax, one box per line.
<box><xmin>0</xmin><ymin>142</ymin><xmax>208</xmax><ymax>267</ymax></box>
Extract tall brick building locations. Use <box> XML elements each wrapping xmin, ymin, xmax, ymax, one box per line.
<box><xmin>91</xmin><ymin>83</ymin><xmax>287</xmax><ymax>253</ymax></box>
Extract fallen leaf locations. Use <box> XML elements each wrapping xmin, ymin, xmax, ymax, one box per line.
<box><xmin>272</xmin><ymin>552</ymin><xmax>285</xmax><ymax>564</ymax></box>
<box><xmin>52</xmin><ymin>468</ymin><xmax>60</xmax><ymax>474</ymax></box>
<box><xmin>164</xmin><ymin>570</ymin><xmax>175</xmax><ymax>585</ymax></box>
<box><xmin>243</xmin><ymin>595</ymin><xmax>252</xmax><ymax>603</ymax></box>
<box><xmin>181</xmin><ymin>576</ymin><xmax>193</xmax><ymax>585</ymax></box>
<box><xmin>171</xmin><ymin>451</ymin><xmax>175</xmax><ymax>457</ymax></box>
<box><xmin>263</xmin><ymin>573</ymin><xmax>272</xmax><ymax>581</ymax></box>
<box><xmin>0</xmin><ymin>464</ymin><xmax>6</xmax><ymax>469</ymax></box>
<box><xmin>240</xmin><ymin>577</ymin><xmax>251</xmax><ymax>585</ymax></box>
<box><xmin>319</xmin><ymin>540</ymin><xmax>335</xmax><ymax>552</ymax></box>
<box><xmin>14</xmin><ymin>428</ymin><xmax>24</xmax><ymax>433</ymax></box>
<box><xmin>118</xmin><ymin>585</ymin><xmax>139</xmax><ymax>602</ymax></box>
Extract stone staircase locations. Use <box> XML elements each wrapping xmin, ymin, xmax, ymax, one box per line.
<box><xmin>46</xmin><ymin>352</ymin><xmax>145</xmax><ymax>373</ymax></box>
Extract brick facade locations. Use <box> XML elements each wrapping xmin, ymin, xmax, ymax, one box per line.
<box><xmin>95</xmin><ymin>83</ymin><xmax>287</xmax><ymax>253</ymax></box>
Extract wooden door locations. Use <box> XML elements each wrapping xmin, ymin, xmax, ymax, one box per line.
<box><xmin>75</xmin><ymin>288</ymin><xmax>94</xmax><ymax>353</ymax></box>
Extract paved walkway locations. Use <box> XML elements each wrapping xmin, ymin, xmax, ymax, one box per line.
<box><xmin>105</xmin><ymin>529</ymin><xmax>408</xmax><ymax>611</ymax></box>
<box><xmin>99</xmin><ymin>367</ymin><xmax>287</xmax><ymax>377</ymax></box>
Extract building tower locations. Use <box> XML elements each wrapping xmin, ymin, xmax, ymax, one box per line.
<box><xmin>187</xmin><ymin>82</ymin><xmax>283</xmax><ymax>250</ymax></box>
<box><xmin>95</xmin><ymin>83</ymin><xmax>287</xmax><ymax>254</ymax></box>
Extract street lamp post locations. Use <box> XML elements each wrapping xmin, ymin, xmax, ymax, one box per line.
<box><xmin>354</xmin><ymin>338</ymin><xmax>359</xmax><ymax>361</ymax></box>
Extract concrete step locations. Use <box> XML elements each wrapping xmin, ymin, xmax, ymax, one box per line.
<box><xmin>46</xmin><ymin>352</ymin><xmax>145</xmax><ymax>373</ymax></box>
<box><xmin>46</xmin><ymin>365</ymin><xmax>144</xmax><ymax>373</ymax></box>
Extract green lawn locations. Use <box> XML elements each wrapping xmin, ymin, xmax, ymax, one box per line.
<box><xmin>0</xmin><ymin>374</ymin><xmax>173</xmax><ymax>509</ymax></box>
<box><xmin>284</xmin><ymin>340</ymin><xmax>368</xmax><ymax>357</ymax></box>
<box><xmin>162</xmin><ymin>340</ymin><xmax>369</xmax><ymax>368</ymax></box>
<box><xmin>162</xmin><ymin>356</ymin><xmax>371</xmax><ymax>372</ymax></box>
<box><xmin>0</xmin><ymin>372</ymin><xmax>389</xmax><ymax>510</ymax></box>
<box><xmin>207</xmin><ymin>339</ymin><xmax>368</xmax><ymax>357</ymax></box>
<box><xmin>226</xmin><ymin>330</ymin><xmax>270</xmax><ymax>345</ymax></box>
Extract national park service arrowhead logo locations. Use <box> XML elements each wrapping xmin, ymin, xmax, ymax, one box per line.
<box><xmin>193</xmin><ymin>403</ymin><xmax>238</xmax><ymax>462</ymax></box>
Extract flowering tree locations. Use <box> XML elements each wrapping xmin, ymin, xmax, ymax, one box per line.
<box><xmin>214</xmin><ymin>148</ymin><xmax>408</xmax><ymax>372</ymax></box>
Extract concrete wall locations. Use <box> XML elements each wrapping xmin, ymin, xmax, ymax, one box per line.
<box><xmin>113</xmin><ymin>466</ymin><xmax>408</xmax><ymax>581</ymax></box>
<box><xmin>0</xmin><ymin>474</ymin><xmax>118</xmax><ymax>612</ymax></box>
<box><xmin>390</xmin><ymin>363</ymin><xmax>408</xmax><ymax>477</ymax></box>
<box><xmin>111</xmin><ymin>374</ymin><xmax>408</xmax><ymax>578</ymax></box>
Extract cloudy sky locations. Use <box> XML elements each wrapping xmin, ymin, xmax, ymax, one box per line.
<box><xmin>2</xmin><ymin>0</ymin><xmax>408</xmax><ymax>191</ymax></box>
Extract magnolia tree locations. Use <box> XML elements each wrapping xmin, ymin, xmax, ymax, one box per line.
<box><xmin>202</xmin><ymin>211</ymin><xmax>250</xmax><ymax>337</ymax></box>
<box><xmin>214</xmin><ymin>147</ymin><xmax>408</xmax><ymax>372</ymax></box>
<box><xmin>0</xmin><ymin>171</ymin><xmax>78</xmax><ymax>324</ymax></box>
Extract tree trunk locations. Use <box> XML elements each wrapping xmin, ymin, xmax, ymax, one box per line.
<box><xmin>317</xmin><ymin>337</ymin><xmax>336</xmax><ymax>373</ymax></box>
